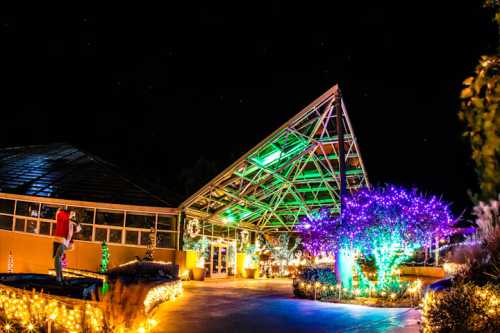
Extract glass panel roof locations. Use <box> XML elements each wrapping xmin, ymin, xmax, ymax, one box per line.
<box><xmin>181</xmin><ymin>85</ymin><xmax>369</xmax><ymax>231</ymax></box>
<box><xmin>0</xmin><ymin>143</ymin><xmax>170</xmax><ymax>207</ymax></box>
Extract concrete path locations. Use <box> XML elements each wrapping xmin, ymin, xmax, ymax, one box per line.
<box><xmin>153</xmin><ymin>279</ymin><xmax>421</xmax><ymax>333</ymax></box>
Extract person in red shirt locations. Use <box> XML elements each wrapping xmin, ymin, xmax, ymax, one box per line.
<box><xmin>53</xmin><ymin>208</ymin><xmax>79</xmax><ymax>282</ymax></box>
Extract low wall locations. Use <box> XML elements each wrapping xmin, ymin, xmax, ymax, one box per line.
<box><xmin>401</xmin><ymin>266</ymin><xmax>445</xmax><ymax>278</ymax></box>
<box><xmin>0</xmin><ymin>229</ymin><xmax>176</xmax><ymax>274</ymax></box>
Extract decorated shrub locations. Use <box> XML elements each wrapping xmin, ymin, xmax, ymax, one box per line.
<box><xmin>422</xmin><ymin>282</ymin><xmax>500</xmax><ymax>333</ymax></box>
<box><xmin>293</xmin><ymin>267</ymin><xmax>339</xmax><ymax>299</ymax></box>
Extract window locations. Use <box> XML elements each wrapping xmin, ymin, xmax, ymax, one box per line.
<box><xmin>39</xmin><ymin>221</ymin><xmax>51</xmax><ymax>235</ymax></box>
<box><xmin>15</xmin><ymin>218</ymin><xmax>25</xmax><ymax>232</ymax></box>
<box><xmin>0</xmin><ymin>215</ymin><xmax>13</xmax><ymax>230</ymax></box>
<box><xmin>26</xmin><ymin>220</ymin><xmax>37</xmax><ymax>233</ymax></box>
<box><xmin>158</xmin><ymin>215</ymin><xmax>176</xmax><ymax>231</ymax></box>
<box><xmin>109</xmin><ymin>229</ymin><xmax>122</xmax><ymax>244</ymax></box>
<box><xmin>0</xmin><ymin>199</ymin><xmax>14</xmax><ymax>214</ymax></box>
<box><xmin>140</xmin><ymin>231</ymin><xmax>151</xmax><ymax>246</ymax></box>
<box><xmin>125</xmin><ymin>213</ymin><xmax>154</xmax><ymax>229</ymax></box>
<box><xmin>69</xmin><ymin>207</ymin><xmax>94</xmax><ymax>224</ymax></box>
<box><xmin>95</xmin><ymin>228</ymin><xmax>107</xmax><ymax>242</ymax></box>
<box><xmin>156</xmin><ymin>231</ymin><xmax>175</xmax><ymax>248</ymax></box>
<box><xmin>226</xmin><ymin>227</ymin><xmax>237</xmax><ymax>240</ymax></box>
<box><xmin>212</xmin><ymin>224</ymin><xmax>228</xmax><ymax>238</ymax></box>
<box><xmin>96</xmin><ymin>210</ymin><xmax>124</xmax><ymax>226</ymax></box>
<box><xmin>40</xmin><ymin>204</ymin><xmax>63</xmax><ymax>219</ymax></box>
<box><xmin>16</xmin><ymin>201</ymin><xmax>40</xmax><ymax>217</ymax></box>
<box><xmin>77</xmin><ymin>225</ymin><xmax>93</xmax><ymax>241</ymax></box>
<box><xmin>125</xmin><ymin>230</ymin><xmax>139</xmax><ymax>245</ymax></box>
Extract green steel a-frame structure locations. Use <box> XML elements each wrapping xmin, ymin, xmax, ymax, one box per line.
<box><xmin>180</xmin><ymin>85</ymin><xmax>369</xmax><ymax>232</ymax></box>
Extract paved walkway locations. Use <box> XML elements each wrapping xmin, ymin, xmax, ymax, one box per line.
<box><xmin>153</xmin><ymin>279</ymin><xmax>421</xmax><ymax>333</ymax></box>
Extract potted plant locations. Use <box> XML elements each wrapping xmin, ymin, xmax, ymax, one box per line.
<box><xmin>192</xmin><ymin>256</ymin><xmax>206</xmax><ymax>281</ymax></box>
<box><xmin>183</xmin><ymin>234</ymin><xmax>209</xmax><ymax>281</ymax></box>
<box><xmin>244</xmin><ymin>244</ymin><xmax>259</xmax><ymax>278</ymax></box>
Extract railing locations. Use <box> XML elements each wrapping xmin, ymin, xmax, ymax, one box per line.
<box><xmin>0</xmin><ymin>194</ymin><xmax>179</xmax><ymax>250</ymax></box>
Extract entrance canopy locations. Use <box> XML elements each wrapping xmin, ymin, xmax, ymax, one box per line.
<box><xmin>181</xmin><ymin>85</ymin><xmax>369</xmax><ymax>232</ymax></box>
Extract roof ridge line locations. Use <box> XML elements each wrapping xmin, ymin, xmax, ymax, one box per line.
<box><xmin>71</xmin><ymin>144</ymin><xmax>173</xmax><ymax>207</ymax></box>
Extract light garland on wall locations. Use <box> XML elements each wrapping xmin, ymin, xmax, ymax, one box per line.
<box><xmin>7</xmin><ymin>251</ymin><xmax>13</xmax><ymax>273</ymax></box>
<box><xmin>0</xmin><ymin>284</ymin><xmax>105</xmax><ymax>332</ymax></box>
<box><xmin>186</xmin><ymin>218</ymin><xmax>201</xmax><ymax>238</ymax></box>
<box><xmin>143</xmin><ymin>280</ymin><xmax>183</xmax><ymax>314</ymax></box>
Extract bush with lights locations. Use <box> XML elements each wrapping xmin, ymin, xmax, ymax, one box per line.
<box><xmin>423</xmin><ymin>195</ymin><xmax>500</xmax><ymax>332</ymax></box>
<box><xmin>293</xmin><ymin>267</ymin><xmax>339</xmax><ymax>299</ymax></box>
<box><xmin>422</xmin><ymin>282</ymin><xmax>500</xmax><ymax>332</ymax></box>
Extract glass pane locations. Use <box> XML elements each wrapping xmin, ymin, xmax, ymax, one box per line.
<box><xmin>40</xmin><ymin>204</ymin><xmax>63</xmax><ymax>219</ymax></box>
<box><xmin>109</xmin><ymin>229</ymin><xmax>122</xmax><ymax>244</ymax></box>
<box><xmin>201</xmin><ymin>222</ymin><xmax>212</xmax><ymax>237</ymax></box>
<box><xmin>27</xmin><ymin>220</ymin><xmax>37</xmax><ymax>233</ymax></box>
<box><xmin>15</xmin><ymin>218</ymin><xmax>25</xmax><ymax>232</ymax></box>
<box><xmin>125</xmin><ymin>213</ymin><xmax>154</xmax><ymax>229</ymax></box>
<box><xmin>39</xmin><ymin>221</ymin><xmax>51</xmax><ymax>235</ymax></box>
<box><xmin>140</xmin><ymin>231</ymin><xmax>151</xmax><ymax>246</ymax></box>
<box><xmin>125</xmin><ymin>230</ymin><xmax>139</xmax><ymax>245</ymax></box>
<box><xmin>0</xmin><ymin>215</ymin><xmax>13</xmax><ymax>230</ymax></box>
<box><xmin>69</xmin><ymin>207</ymin><xmax>94</xmax><ymax>224</ymax></box>
<box><xmin>204</xmin><ymin>246</ymin><xmax>211</xmax><ymax>277</ymax></box>
<box><xmin>77</xmin><ymin>224</ymin><xmax>92</xmax><ymax>241</ymax></box>
<box><xmin>226</xmin><ymin>227</ymin><xmax>237</xmax><ymax>240</ymax></box>
<box><xmin>212</xmin><ymin>224</ymin><xmax>227</xmax><ymax>238</ymax></box>
<box><xmin>157</xmin><ymin>231</ymin><xmax>174</xmax><ymax>248</ymax></box>
<box><xmin>158</xmin><ymin>215</ymin><xmax>176</xmax><ymax>231</ymax></box>
<box><xmin>16</xmin><ymin>201</ymin><xmax>40</xmax><ymax>217</ymax></box>
<box><xmin>213</xmin><ymin>246</ymin><xmax>220</xmax><ymax>272</ymax></box>
<box><xmin>95</xmin><ymin>228</ymin><xmax>107</xmax><ymax>242</ymax></box>
<box><xmin>0</xmin><ymin>199</ymin><xmax>15</xmax><ymax>214</ymax></box>
<box><xmin>96</xmin><ymin>210</ymin><xmax>124</xmax><ymax>226</ymax></box>
<box><xmin>221</xmin><ymin>247</ymin><xmax>227</xmax><ymax>273</ymax></box>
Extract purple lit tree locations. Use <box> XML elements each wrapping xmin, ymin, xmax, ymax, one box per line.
<box><xmin>297</xmin><ymin>185</ymin><xmax>456</xmax><ymax>291</ymax></box>
<box><xmin>342</xmin><ymin>185</ymin><xmax>456</xmax><ymax>289</ymax></box>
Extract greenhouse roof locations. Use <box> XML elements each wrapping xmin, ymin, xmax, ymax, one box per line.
<box><xmin>181</xmin><ymin>85</ymin><xmax>369</xmax><ymax>231</ymax></box>
<box><xmin>0</xmin><ymin>143</ymin><xmax>171</xmax><ymax>207</ymax></box>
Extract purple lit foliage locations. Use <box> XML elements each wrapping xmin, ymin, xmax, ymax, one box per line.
<box><xmin>295</xmin><ymin>209</ymin><xmax>337</xmax><ymax>256</ymax></box>
<box><xmin>341</xmin><ymin>185</ymin><xmax>456</xmax><ymax>252</ymax></box>
<box><xmin>296</xmin><ymin>185</ymin><xmax>456</xmax><ymax>256</ymax></box>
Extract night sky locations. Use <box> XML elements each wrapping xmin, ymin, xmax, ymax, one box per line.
<box><xmin>0</xmin><ymin>3</ymin><xmax>497</xmax><ymax>215</ymax></box>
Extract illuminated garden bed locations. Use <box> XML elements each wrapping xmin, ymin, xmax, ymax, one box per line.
<box><xmin>0</xmin><ymin>261</ymin><xmax>183</xmax><ymax>332</ymax></box>
<box><xmin>292</xmin><ymin>268</ymin><xmax>424</xmax><ymax>308</ymax></box>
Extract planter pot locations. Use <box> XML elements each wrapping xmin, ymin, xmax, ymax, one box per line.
<box><xmin>192</xmin><ymin>267</ymin><xmax>205</xmax><ymax>281</ymax></box>
<box><xmin>245</xmin><ymin>268</ymin><xmax>256</xmax><ymax>279</ymax></box>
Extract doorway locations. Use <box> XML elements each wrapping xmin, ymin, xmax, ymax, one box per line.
<box><xmin>210</xmin><ymin>244</ymin><xmax>228</xmax><ymax>278</ymax></box>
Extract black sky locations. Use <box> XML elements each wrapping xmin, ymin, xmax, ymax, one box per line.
<box><xmin>0</xmin><ymin>3</ymin><xmax>497</xmax><ymax>213</ymax></box>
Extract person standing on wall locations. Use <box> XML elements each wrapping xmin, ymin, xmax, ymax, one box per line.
<box><xmin>53</xmin><ymin>208</ymin><xmax>80</xmax><ymax>283</ymax></box>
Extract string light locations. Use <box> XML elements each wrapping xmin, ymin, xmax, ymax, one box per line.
<box><xmin>143</xmin><ymin>280</ymin><xmax>183</xmax><ymax>313</ymax></box>
<box><xmin>118</xmin><ymin>259</ymin><xmax>172</xmax><ymax>268</ymax></box>
<box><xmin>48</xmin><ymin>268</ymin><xmax>107</xmax><ymax>282</ymax></box>
<box><xmin>0</xmin><ymin>284</ymin><xmax>104</xmax><ymax>332</ymax></box>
